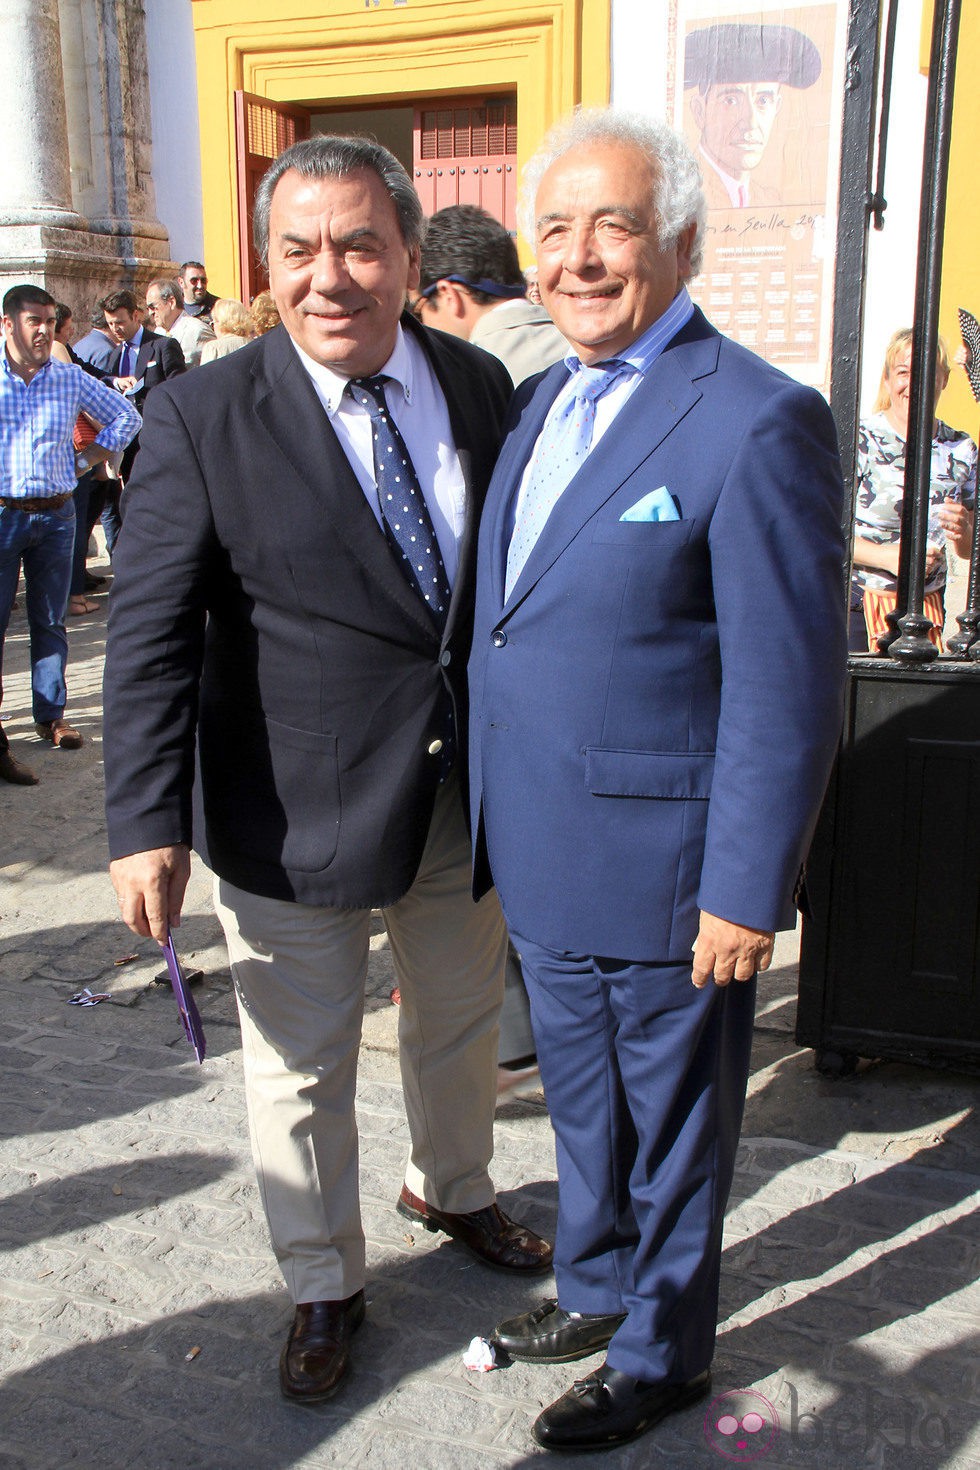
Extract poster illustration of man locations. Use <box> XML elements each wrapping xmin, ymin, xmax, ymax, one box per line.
<box><xmin>675</xmin><ymin>1</ymin><xmax>844</xmax><ymax>388</ymax></box>
<box><xmin>685</xmin><ymin>22</ymin><xmax>821</xmax><ymax>209</ymax></box>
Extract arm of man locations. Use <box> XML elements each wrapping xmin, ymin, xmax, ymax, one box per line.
<box><xmin>696</xmin><ymin>375</ymin><xmax>848</xmax><ymax>985</ymax></box>
<box><xmin>77</xmin><ymin>371</ymin><xmax>141</xmax><ymax>454</ymax></box>
<box><xmin>103</xmin><ymin>384</ymin><xmax>214</xmax><ymax>939</ymax></box>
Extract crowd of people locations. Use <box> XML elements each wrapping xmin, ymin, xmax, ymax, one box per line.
<box><xmin>0</xmin><ymin>96</ymin><xmax>969</xmax><ymax>1458</ymax></box>
<box><xmin>0</xmin><ymin>265</ymin><xmax>282</xmax><ymax>784</ymax></box>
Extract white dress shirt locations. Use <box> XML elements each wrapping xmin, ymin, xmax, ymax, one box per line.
<box><xmin>291</xmin><ymin>325</ymin><xmax>467</xmax><ymax>586</ymax></box>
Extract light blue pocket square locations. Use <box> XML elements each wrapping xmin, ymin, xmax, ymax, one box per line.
<box><xmin>619</xmin><ymin>486</ymin><xmax>680</xmax><ymax>522</ymax></box>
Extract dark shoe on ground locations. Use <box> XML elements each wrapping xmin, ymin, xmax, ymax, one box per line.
<box><xmin>491</xmin><ymin>1298</ymin><xmax>626</xmax><ymax>1363</ymax></box>
<box><xmin>84</xmin><ymin>572</ymin><xmax>107</xmax><ymax>590</ymax></box>
<box><xmin>532</xmin><ymin>1364</ymin><xmax>711</xmax><ymax>1452</ymax></box>
<box><xmin>279</xmin><ymin>1290</ymin><xmax>365</xmax><ymax>1405</ymax></box>
<box><xmin>34</xmin><ymin>718</ymin><xmax>83</xmax><ymax>749</ymax></box>
<box><xmin>0</xmin><ymin>746</ymin><xmax>39</xmax><ymax>785</ymax></box>
<box><xmin>397</xmin><ymin>1184</ymin><xmax>553</xmax><ymax>1275</ymax></box>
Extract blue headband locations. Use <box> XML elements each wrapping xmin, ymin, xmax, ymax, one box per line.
<box><xmin>419</xmin><ymin>275</ymin><xmax>527</xmax><ymax>301</ymax></box>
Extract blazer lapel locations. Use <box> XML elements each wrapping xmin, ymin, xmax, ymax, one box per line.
<box><xmin>252</xmin><ymin>328</ymin><xmax>440</xmax><ymax>642</ymax></box>
<box><xmin>485</xmin><ymin>362</ymin><xmax>568</xmax><ymax>608</ymax></box>
<box><xmin>502</xmin><ymin>324</ymin><xmax>719</xmax><ymax>612</ymax></box>
<box><xmin>135</xmin><ymin>331</ymin><xmax>159</xmax><ymax>377</ymax></box>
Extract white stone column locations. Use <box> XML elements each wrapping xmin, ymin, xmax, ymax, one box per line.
<box><xmin>0</xmin><ymin>0</ymin><xmax>86</xmax><ymax>228</ymax></box>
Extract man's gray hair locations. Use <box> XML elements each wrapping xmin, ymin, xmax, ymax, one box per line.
<box><xmin>254</xmin><ymin>135</ymin><xmax>424</xmax><ymax>267</ymax></box>
<box><xmin>147</xmin><ymin>278</ymin><xmax>185</xmax><ymax>310</ymax></box>
<box><xmin>518</xmin><ymin>109</ymin><xmax>706</xmax><ymax>276</ymax></box>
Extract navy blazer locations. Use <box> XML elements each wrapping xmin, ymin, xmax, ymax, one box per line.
<box><xmin>468</xmin><ymin>308</ymin><xmax>848</xmax><ymax>961</ymax></box>
<box><xmin>104</xmin><ymin>318</ymin><xmax>512</xmax><ymax>907</ymax></box>
<box><xmin>110</xmin><ymin>327</ymin><xmax>185</xmax><ymax>412</ymax></box>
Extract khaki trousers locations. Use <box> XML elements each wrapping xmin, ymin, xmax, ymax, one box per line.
<box><xmin>214</xmin><ymin>777</ymin><xmax>507</xmax><ymax>1304</ymax></box>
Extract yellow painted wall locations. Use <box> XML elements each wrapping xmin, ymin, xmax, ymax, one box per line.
<box><xmin>921</xmin><ymin>1</ymin><xmax>980</xmax><ymax>435</ymax></box>
<box><xmin>191</xmin><ymin>0</ymin><xmax>611</xmax><ymax>301</ymax></box>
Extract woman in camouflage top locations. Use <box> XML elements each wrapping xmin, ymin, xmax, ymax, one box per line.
<box><xmin>850</xmin><ymin>329</ymin><xmax>976</xmax><ymax>651</ymax></box>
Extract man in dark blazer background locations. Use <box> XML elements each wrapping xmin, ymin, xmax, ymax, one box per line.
<box><xmin>103</xmin><ymin>135</ymin><xmax>551</xmax><ymax>1404</ymax></box>
<box><xmin>101</xmin><ymin>287</ymin><xmax>186</xmax><ymax>550</ymax></box>
<box><xmin>469</xmin><ymin>109</ymin><xmax>847</xmax><ymax>1454</ymax></box>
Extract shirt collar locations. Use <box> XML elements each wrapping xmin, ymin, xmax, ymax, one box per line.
<box><xmin>560</xmin><ymin>286</ymin><xmax>695</xmax><ymax>380</ymax></box>
<box><xmin>1</xmin><ymin>346</ymin><xmax>53</xmax><ymax>385</ymax></box>
<box><xmin>290</xmin><ymin>323</ymin><xmax>414</xmax><ymax>416</ymax></box>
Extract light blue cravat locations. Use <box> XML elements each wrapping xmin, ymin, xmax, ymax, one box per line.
<box><xmin>505</xmin><ymin>359</ymin><xmax>628</xmax><ymax>598</ymax></box>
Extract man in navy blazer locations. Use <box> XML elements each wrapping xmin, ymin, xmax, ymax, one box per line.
<box><xmin>469</xmin><ymin>110</ymin><xmax>847</xmax><ymax>1453</ymax></box>
<box><xmin>103</xmin><ymin>135</ymin><xmax>551</xmax><ymax>1405</ymax></box>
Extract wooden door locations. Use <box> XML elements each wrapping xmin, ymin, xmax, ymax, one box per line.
<box><xmin>234</xmin><ymin>92</ymin><xmax>311</xmax><ymax>302</ymax></box>
<box><xmin>413</xmin><ymin>98</ymin><xmax>518</xmax><ymax>229</ymax></box>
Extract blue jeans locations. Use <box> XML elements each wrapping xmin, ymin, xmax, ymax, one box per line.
<box><xmin>0</xmin><ymin>499</ymin><xmax>75</xmax><ymax>725</ymax></box>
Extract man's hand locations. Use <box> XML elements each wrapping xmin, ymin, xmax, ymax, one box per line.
<box><xmin>109</xmin><ymin>845</ymin><xmax>191</xmax><ymax>943</ymax></box>
<box><xmin>692</xmin><ymin>910</ymin><xmax>774</xmax><ymax>989</ymax></box>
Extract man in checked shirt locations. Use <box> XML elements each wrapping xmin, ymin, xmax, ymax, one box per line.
<box><xmin>0</xmin><ymin>284</ymin><xmax>140</xmax><ymax>785</ymax></box>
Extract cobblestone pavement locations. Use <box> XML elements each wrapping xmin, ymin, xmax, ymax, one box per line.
<box><xmin>1</xmin><ymin>562</ymin><xmax>978</xmax><ymax>1470</ymax></box>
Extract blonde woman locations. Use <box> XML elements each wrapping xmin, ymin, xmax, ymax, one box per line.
<box><xmin>851</xmin><ymin>329</ymin><xmax>976</xmax><ymax>650</ymax></box>
<box><xmin>199</xmin><ymin>298</ymin><xmax>253</xmax><ymax>364</ymax></box>
<box><xmin>247</xmin><ymin>289</ymin><xmax>281</xmax><ymax>336</ymax></box>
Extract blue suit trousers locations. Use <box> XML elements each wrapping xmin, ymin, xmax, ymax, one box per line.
<box><xmin>511</xmin><ymin>929</ymin><xmax>756</xmax><ymax>1384</ymax></box>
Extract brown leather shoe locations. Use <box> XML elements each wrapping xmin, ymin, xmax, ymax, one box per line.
<box><xmin>0</xmin><ymin>746</ymin><xmax>39</xmax><ymax>785</ymax></box>
<box><xmin>279</xmin><ymin>1291</ymin><xmax>365</xmax><ymax>1405</ymax></box>
<box><xmin>397</xmin><ymin>1184</ymin><xmax>553</xmax><ymax>1275</ymax></box>
<box><xmin>34</xmin><ymin>718</ymin><xmax>83</xmax><ymax>749</ymax></box>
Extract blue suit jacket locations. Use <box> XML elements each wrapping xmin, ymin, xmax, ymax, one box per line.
<box><xmin>468</xmin><ymin>307</ymin><xmax>847</xmax><ymax>961</ymax></box>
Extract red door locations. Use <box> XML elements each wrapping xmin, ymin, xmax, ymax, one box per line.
<box><xmin>413</xmin><ymin>98</ymin><xmax>518</xmax><ymax>229</ymax></box>
<box><xmin>234</xmin><ymin>92</ymin><xmax>311</xmax><ymax>303</ymax></box>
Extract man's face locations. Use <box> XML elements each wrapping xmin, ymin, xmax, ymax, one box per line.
<box><xmin>55</xmin><ymin>314</ymin><xmax>73</xmax><ymax>346</ymax></box>
<box><xmin>145</xmin><ymin>289</ymin><xmax>178</xmax><ymax>331</ymax></box>
<box><xmin>691</xmin><ymin>83</ymin><xmax>782</xmax><ymax>179</ymax></box>
<box><xmin>104</xmin><ymin>307</ymin><xmax>141</xmax><ymax>344</ymax></box>
<box><xmin>534</xmin><ymin>141</ymin><xmax>695</xmax><ymax>365</ymax></box>
<box><xmin>180</xmin><ymin>267</ymin><xmax>208</xmax><ymax>303</ymax></box>
<box><xmin>267</xmin><ymin>166</ymin><xmax>420</xmax><ymax>377</ymax></box>
<box><xmin>3</xmin><ymin>305</ymin><xmax>56</xmax><ymax>372</ymax></box>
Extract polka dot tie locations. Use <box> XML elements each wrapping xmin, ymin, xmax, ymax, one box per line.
<box><xmin>505</xmin><ymin>359</ymin><xmax>629</xmax><ymax>600</ymax></box>
<box><xmin>346</xmin><ymin>375</ymin><xmax>452</xmax><ymax>629</ymax></box>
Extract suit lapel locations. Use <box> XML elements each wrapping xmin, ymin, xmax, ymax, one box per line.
<box><xmin>251</xmin><ymin>328</ymin><xmax>439</xmax><ymax>642</ymax></box>
<box><xmin>135</xmin><ymin>330</ymin><xmax>159</xmax><ymax>377</ymax></box>
<box><xmin>485</xmin><ymin>362</ymin><xmax>568</xmax><ymax>608</ymax></box>
<box><xmin>501</xmin><ymin>321</ymin><xmax>720</xmax><ymax>612</ymax></box>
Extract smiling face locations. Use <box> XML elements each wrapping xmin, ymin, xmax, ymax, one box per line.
<box><xmin>884</xmin><ymin>343</ymin><xmax>949</xmax><ymax>435</ymax></box>
<box><xmin>690</xmin><ymin>83</ymin><xmax>782</xmax><ymax>180</ymax></box>
<box><xmin>180</xmin><ymin>266</ymin><xmax>208</xmax><ymax>303</ymax></box>
<box><xmin>267</xmin><ymin>166</ymin><xmax>419</xmax><ymax>377</ymax></box>
<box><xmin>534</xmin><ymin>141</ymin><xmax>695</xmax><ymax>364</ymax></box>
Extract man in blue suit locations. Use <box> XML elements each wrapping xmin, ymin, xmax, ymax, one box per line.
<box><xmin>469</xmin><ymin>109</ymin><xmax>847</xmax><ymax>1454</ymax></box>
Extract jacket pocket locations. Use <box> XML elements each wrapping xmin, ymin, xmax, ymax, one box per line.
<box><xmin>585</xmin><ymin>747</ymin><xmax>714</xmax><ymax>799</ymax></box>
<box><xmin>262</xmin><ymin>718</ymin><xmax>341</xmax><ymax>872</ymax></box>
<box><xmin>591</xmin><ymin>518</ymin><xmax>695</xmax><ymax>546</ymax></box>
